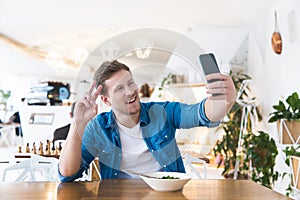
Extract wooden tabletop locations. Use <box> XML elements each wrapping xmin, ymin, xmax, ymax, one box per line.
<box><xmin>0</xmin><ymin>179</ymin><xmax>291</xmax><ymax>200</ymax></box>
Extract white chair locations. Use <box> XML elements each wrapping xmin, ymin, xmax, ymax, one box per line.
<box><xmin>0</xmin><ymin>126</ymin><xmax>11</xmax><ymax>147</ymax></box>
<box><xmin>0</xmin><ymin>123</ymin><xmax>20</xmax><ymax>147</ymax></box>
<box><xmin>183</xmin><ymin>154</ymin><xmax>207</xmax><ymax>179</ymax></box>
<box><xmin>2</xmin><ymin>154</ymin><xmax>59</xmax><ymax>182</ymax></box>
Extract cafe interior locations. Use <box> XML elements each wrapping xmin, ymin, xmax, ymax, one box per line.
<box><xmin>0</xmin><ymin>0</ymin><xmax>299</xmax><ymax>199</ymax></box>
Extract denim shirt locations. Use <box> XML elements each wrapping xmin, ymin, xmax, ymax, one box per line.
<box><xmin>59</xmin><ymin>99</ymin><xmax>219</xmax><ymax>182</ymax></box>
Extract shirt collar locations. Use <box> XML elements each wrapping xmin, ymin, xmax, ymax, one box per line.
<box><xmin>140</xmin><ymin>102</ymin><xmax>150</xmax><ymax>126</ymax></box>
<box><xmin>106</xmin><ymin>110</ymin><xmax>117</xmax><ymax>129</ymax></box>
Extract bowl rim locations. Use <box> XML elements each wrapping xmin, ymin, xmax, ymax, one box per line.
<box><xmin>140</xmin><ymin>171</ymin><xmax>192</xmax><ymax>180</ymax></box>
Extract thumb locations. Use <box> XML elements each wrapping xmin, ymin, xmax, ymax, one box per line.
<box><xmin>93</xmin><ymin>104</ymin><xmax>98</xmax><ymax>115</ymax></box>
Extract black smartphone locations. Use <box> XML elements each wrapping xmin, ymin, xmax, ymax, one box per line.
<box><xmin>199</xmin><ymin>53</ymin><xmax>222</xmax><ymax>96</ymax></box>
<box><xmin>199</xmin><ymin>53</ymin><xmax>220</xmax><ymax>83</ymax></box>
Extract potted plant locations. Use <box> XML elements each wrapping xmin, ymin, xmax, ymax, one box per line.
<box><xmin>281</xmin><ymin>145</ymin><xmax>300</xmax><ymax>196</ymax></box>
<box><xmin>213</xmin><ymin>71</ymin><xmax>279</xmax><ymax>189</ymax></box>
<box><xmin>213</xmin><ymin>70</ymin><xmax>259</xmax><ymax>179</ymax></box>
<box><xmin>290</xmin><ymin>156</ymin><xmax>300</xmax><ymax>193</ymax></box>
<box><xmin>242</xmin><ymin>131</ymin><xmax>279</xmax><ymax>189</ymax></box>
<box><xmin>268</xmin><ymin>92</ymin><xmax>300</xmax><ymax>144</ymax></box>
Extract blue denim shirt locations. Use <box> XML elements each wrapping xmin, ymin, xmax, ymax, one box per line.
<box><xmin>59</xmin><ymin>99</ymin><xmax>219</xmax><ymax>182</ymax></box>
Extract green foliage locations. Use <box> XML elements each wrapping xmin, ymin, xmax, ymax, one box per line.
<box><xmin>158</xmin><ymin>73</ymin><xmax>173</xmax><ymax>91</ymax></box>
<box><xmin>282</xmin><ymin>145</ymin><xmax>300</xmax><ymax>196</ymax></box>
<box><xmin>243</xmin><ymin>131</ymin><xmax>279</xmax><ymax>189</ymax></box>
<box><xmin>214</xmin><ymin>71</ymin><xmax>257</xmax><ymax>176</ymax></box>
<box><xmin>0</xmin><ymin>89</ymin><xmax>11</xmax><ymax>104</ymax></box>
<box><xmin>269</xmin><ymin>92</ymin><xmax>300</xmax><ymax>123</ymax></box>
<box><xmin>158</xmin><ymin>73</ymin><xmax>174</xmax><ymax>98</ymax></box>
<box><xmin>214</xmin><ymin>71</ymin><xmax>278</xmax><ymax>189</ymax></box>
<box><xmin>283</xmin><ymin>145</ymin><xmax>300</xmax><ymax>166</ymax></box>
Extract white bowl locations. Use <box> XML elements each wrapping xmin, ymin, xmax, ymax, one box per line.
<box><xmin>140</xmin><ymin>171</ymin><xmax>191</xmax><ymax>192</ymax></box>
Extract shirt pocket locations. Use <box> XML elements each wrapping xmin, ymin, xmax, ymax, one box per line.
<box><xmin>154</xmin><ymin>129</ymin><xmax>175</xmax><ymax>148</ymax></box>
<box><xmin>97</xmin><ymin>146</ymin><xmax>120</xmax><ymax>168</ymax></box>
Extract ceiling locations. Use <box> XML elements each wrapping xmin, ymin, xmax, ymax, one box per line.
<box><xmin>0</xmin><ymin>0</ymin><xmax>278</xmax><ymax>79</ymax></box>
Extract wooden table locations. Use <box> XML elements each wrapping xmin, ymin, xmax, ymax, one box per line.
<box><xmin>0</xmin><ymin>179</ymin><xmax>291</xmax><ymax>200</ymax></box>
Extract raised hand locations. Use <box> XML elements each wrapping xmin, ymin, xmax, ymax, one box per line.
<box><xmin>204</xmin><ymin>73</ymin><xmax>237</xmax><ymax>122</ymax></box>
<box><xmin>205</xmin><ymin>73</ymin><xmax>236</xmax><ymax>104</ymax></box>
<box><xmin>74</xmin><ymin>81</ymin><xmax>103</xmax><ymax>124</ymax></box>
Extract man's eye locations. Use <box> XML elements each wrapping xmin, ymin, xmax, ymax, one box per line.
<box><xmin>116</xmin><ymin>86</ymin><xmax>123</xmax><ymax>91</ymax></box>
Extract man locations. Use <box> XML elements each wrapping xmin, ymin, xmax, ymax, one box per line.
<box><xmin>59</xmin><ymin>60</ymin><xmax>236</xmax><ymax>181</ymax></box>
<box><xmin>8</xmin><ymin>112</ymin><xmax>22</xmax><ymax>137</ymax></box>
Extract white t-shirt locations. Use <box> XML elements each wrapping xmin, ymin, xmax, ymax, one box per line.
<box><xmin>116</xmin><ymin>121</ymin><xmax>161</xmax><ymax>178</ymax></box>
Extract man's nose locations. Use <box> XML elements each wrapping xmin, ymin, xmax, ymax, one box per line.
<box><xmin>125</xmin><ymin>85</ymin><xmax>134</xmax><ymax>96</ymax></box>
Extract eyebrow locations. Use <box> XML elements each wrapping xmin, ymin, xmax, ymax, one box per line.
<box><xmin>113</xmin><ymin>78</ymin><xmax>134</xmax><ymax>92</ymax></box>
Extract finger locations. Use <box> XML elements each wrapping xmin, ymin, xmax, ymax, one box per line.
<box><xmin>206</xmin><ymin>80</ymin><xmax>224</xmax><ymax>89</ymax></box>
<box><xmin>205</xmin><ymin>73</ymin><xmax>223</xmax><ymax>81</ymax></box>
<box><xmin>207</xmin><ymin>87</ymin><xmax>226</xmax><ymax>94</ymax></box>
<box><xmin>87</xmin><ymin>81</ymin><xmax>96</xmax><ymax>95</ymax></box>
<box><xmin>206</xmin><ymin>75</ymin><xmax>232</xmax><ymax>88</ymax></box>
<box><xmin>80</xmin><ymin>98</ymin><xmax>92</xmax><ymax>108</ymax></box>
<box><xmin>91</xmin><ymin>85</ymin><xmax>102</xmax><ymax>101</ymax></box>
<box><xmin>207</xmin><ymin>94</ymin><xmax>226</xmax><ymax>100</ymax></box>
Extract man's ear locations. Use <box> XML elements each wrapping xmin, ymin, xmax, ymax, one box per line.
<box><xmin>100</xmin><ymin>95</ymin><xmax>111</xmax><ymax>106</ymax></box>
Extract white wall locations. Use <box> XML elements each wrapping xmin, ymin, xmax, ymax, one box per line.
<box><xmin>247</xmin><ymin>0</ymin><xmax>300</xmax><ymax>195</ymax></box>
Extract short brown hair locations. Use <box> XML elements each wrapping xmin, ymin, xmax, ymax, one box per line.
<box><xmin>93</xmin><ymin>60</ymin><xmax>130</xmax><ymax>95</ymax></box>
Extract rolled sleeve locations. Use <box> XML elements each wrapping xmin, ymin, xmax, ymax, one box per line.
<box><xmin>58</xmin><ymin>162</ymin><xmax>86</xmax><ymax>182</ymax></box>
<box><xmin>198</xmin><ymin>98</ymin><xmax>220</xmax><ymax>128</ymax></box>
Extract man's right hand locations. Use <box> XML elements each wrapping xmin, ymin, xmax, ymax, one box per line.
<box><xmin>59</xmin><ymin>81</ymin><xmax>102</xmax><ymax>177</ymax></box>
<box><xmin>74</xmin><ymin>81</ymin><xmax>102</xmax><ymax>125</ymax></box>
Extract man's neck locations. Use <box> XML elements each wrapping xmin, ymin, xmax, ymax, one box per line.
<box><xmin>115</xmin><ymin>112</ymin><xmax>140</xmax><ymax>128</ymax></box>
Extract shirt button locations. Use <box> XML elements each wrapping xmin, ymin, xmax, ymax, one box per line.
<box><xmin>114</xmin><ymin>173</ymin><xmax>118</xmax><ymax>176</ymax></box>
<box><xmin>151</xmin><ymin>150</ymin><xmax>154</xmax><ymax>152</ymax></box>
<box><xmin>102</xmin><ymin>150</ymin><xmax>105</xmax><ymax>153</ymax></box>
<box><xmin>165</xmin><ymin>135</ymin><xmax>168</xmax><ymax>138</ymax></box>
<box><xmin>163</xmin><ymin>165</ymin><xmax>166</xmax><ymax>168</ymax></box>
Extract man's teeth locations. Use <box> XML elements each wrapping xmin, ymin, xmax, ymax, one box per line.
<box><xmin>127</xmin><ymin>96</ymin><xmax>136</xmax><ymax>103</ymax></box>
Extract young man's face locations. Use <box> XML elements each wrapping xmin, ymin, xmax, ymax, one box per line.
<box><xmin>102</xmin><ymin>69</ymin><xmax>141</xmax><ymax>118</ymax></box>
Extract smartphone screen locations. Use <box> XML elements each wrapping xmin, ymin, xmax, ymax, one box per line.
<box><xmin>199</xmin><ymin>53</ymin><xmax>220</xmax><ymax>75</ymax></box>
<box><xmin>199</xmin><ymin>53</ymin><xmax>222</xmax><ymax>96</ymax></box>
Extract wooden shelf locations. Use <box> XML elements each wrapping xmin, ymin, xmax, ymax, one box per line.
<box><xmin>167</xmin><ymin>82</ymin><xmax>206</xmax><ymax>88</ymax></box>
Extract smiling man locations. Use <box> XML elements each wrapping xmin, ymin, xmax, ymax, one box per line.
<box><xmin>58</xmin><ymin>60</ymin><xmax>236</xmax><ymax>181</ymax></box>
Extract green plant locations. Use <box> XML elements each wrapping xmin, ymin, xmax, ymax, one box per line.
<box><xmin>158</xmin><ymin>73</ymin><xmax>174</xmax><ymax>98</ymax></box>
<box><xmin>0</xmin><ymin>89</ymin><xmax>11</xmax><ymax>104</ymax></box>
<box><xmin>268</xmin><ymin>92</ymin><xmax>300</xmax><ymax>196</ymax></box>
<box><xmin>242</xmin><ymin>131</ymin><xmax>279</xmax><ymax>189</ymax></box>
<box><xmin>282</xmin><ymin>145</ymin><xmax>300</xmax><ymax>196</ymax></box>
<box><xmin>213</xmin><ymin>71</ymin><xmax>259</xmax><ymax>177</ymax></box>
<box><xmin>213</xmin><ymin>71</ymin><xmax>279</xmax><ymax>189</ymax></box>
<box><xmin>268</xmin><ymin>92</ymin><xmax>300</xmax><ymax>123</ymax></box>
